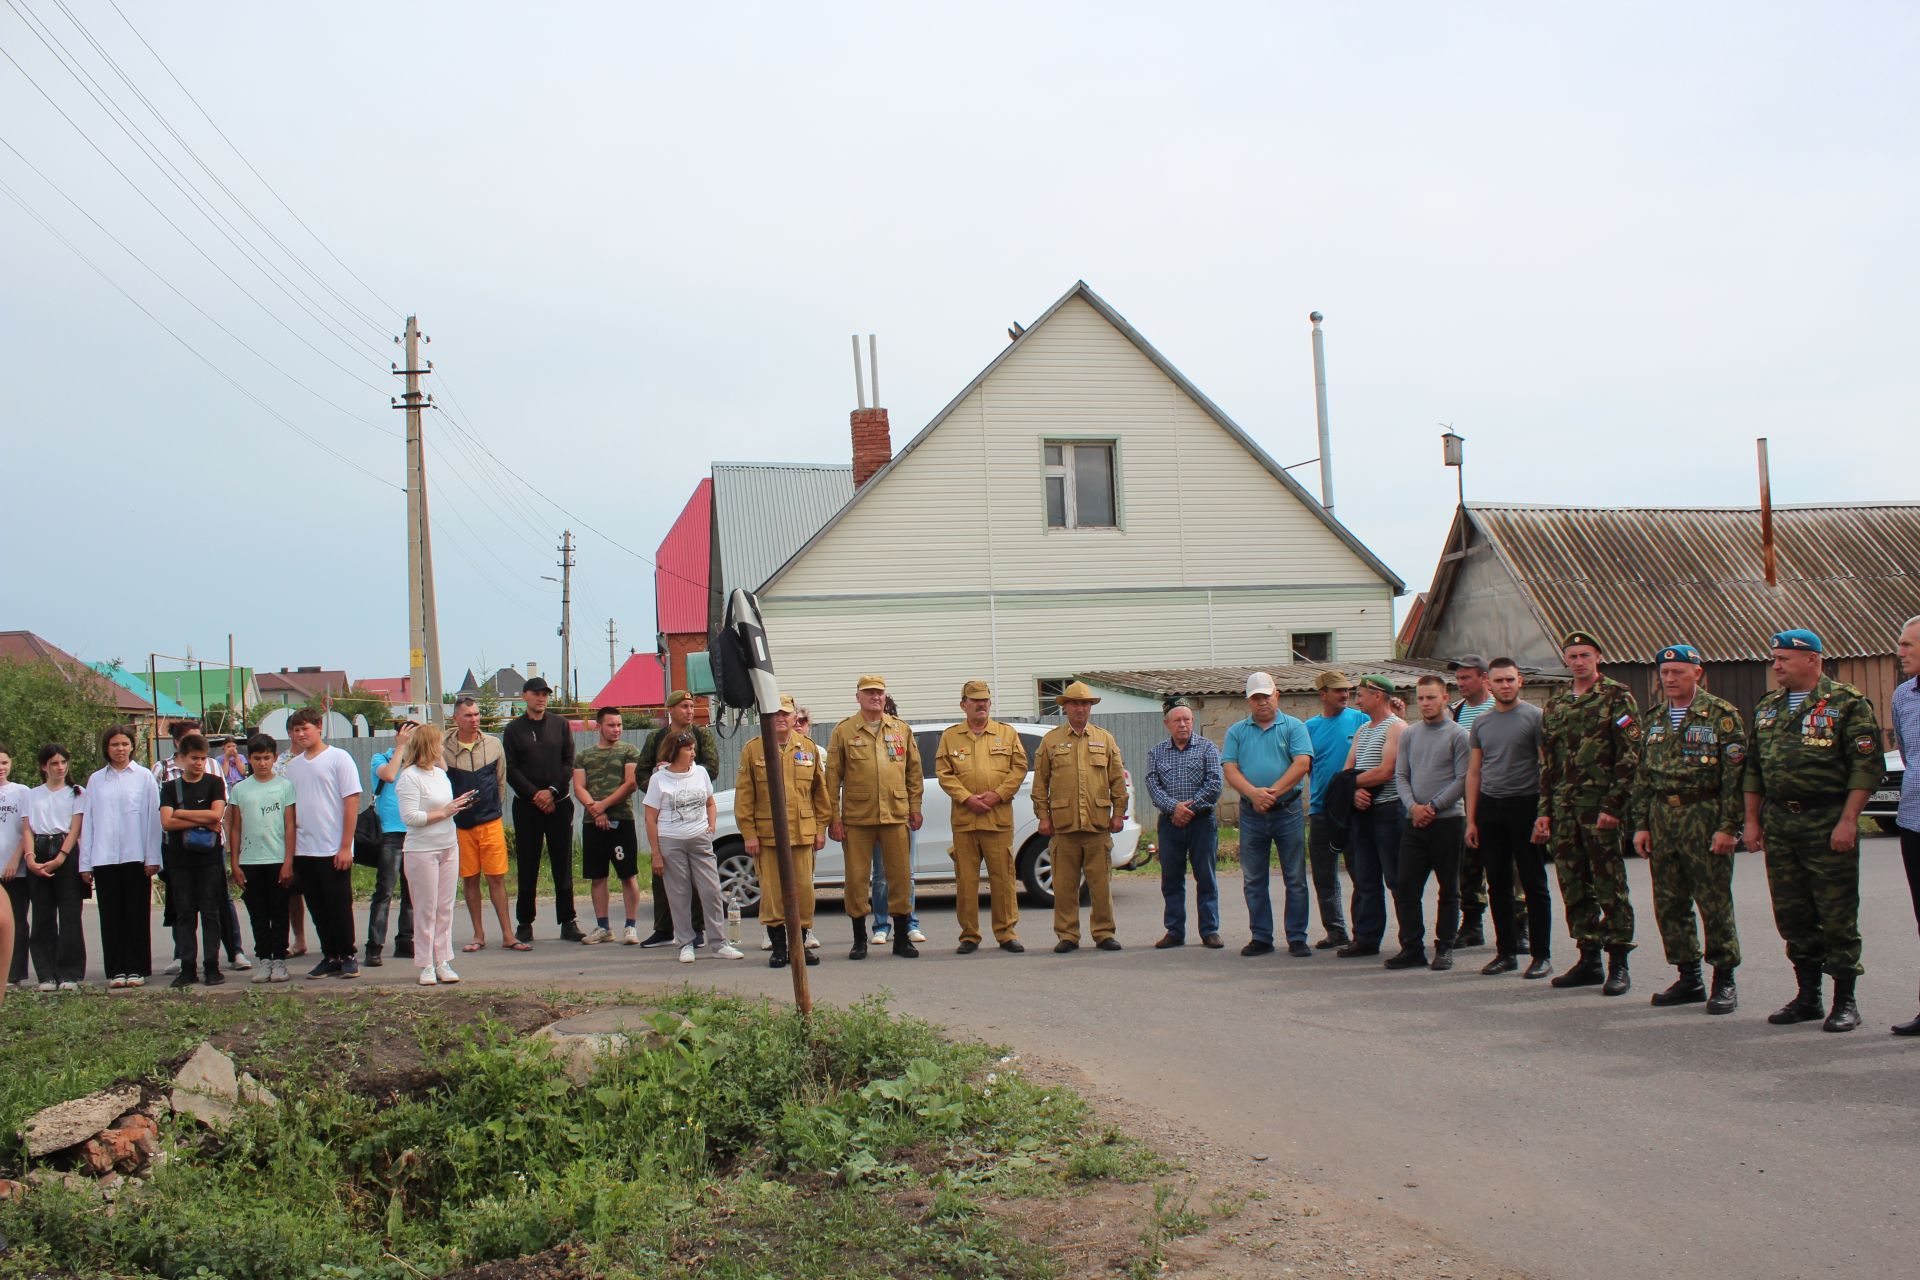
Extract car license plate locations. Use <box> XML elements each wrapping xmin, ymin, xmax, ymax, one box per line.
<box><xmin>1871</xmin><ymin>790</ymin><xmax>1899</xmax><ymax>805</ymax></box>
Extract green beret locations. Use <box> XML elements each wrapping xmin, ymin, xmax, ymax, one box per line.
<box><xmin>1561</xmin><ymin>630</ymin><xmax>1604</xmax><ymax>653</ymax></box>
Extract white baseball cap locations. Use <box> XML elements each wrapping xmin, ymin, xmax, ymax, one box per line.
<box><xmin>1245</xmin><ymin>671</ymin><xmax>1277</xmax><ymax>698</ymax></box>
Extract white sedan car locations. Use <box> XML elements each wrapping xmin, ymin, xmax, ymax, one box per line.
<box><xmin>710</xmin><ymin>722</ymin><xmax>1142</xmax><ymax>914</ymax></box>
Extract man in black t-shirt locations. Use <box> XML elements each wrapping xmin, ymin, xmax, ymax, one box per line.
<box><xmin>160</xmin><ymin>733</ymin><xmax>229</xmax><ymax>987</ymax></box>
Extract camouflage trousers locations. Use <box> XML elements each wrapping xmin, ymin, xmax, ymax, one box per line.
<box><xmin>1646</xmin><ymin>805</ymin><xmax>1739</xmax><ymax>968</ymax></box>
<box><xmin>1460</xmin><ymin>838</ymin><xmax>1528</xmax><ymax>916</ymax></box>
<box><xmin>1552</xmin><ymin>815</ymin><xmax>1635</xmax><ymax>949</ymax></box>
<box><xmin>1761</xmin><ymin>803</ymin><xmax>1863</xmax><ymax>978</ymax></box>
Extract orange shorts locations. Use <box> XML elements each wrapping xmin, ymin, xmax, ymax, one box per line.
<box><xmin>457</xmin><ymin>821</ymin><xmax>508</xmax><ymax>878</ymax></box>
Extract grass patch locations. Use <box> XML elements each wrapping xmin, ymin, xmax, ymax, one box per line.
<box><xmin>0</xmin><ymin>989</ymin><xmax>1160</xmax><ymax>1279</ymax></box>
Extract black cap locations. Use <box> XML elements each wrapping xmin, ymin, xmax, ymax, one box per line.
<box><xmin>522</xmin><ymin>676</ymin><xmax>553</xmax><ymax>694</ymax></box>
<box><xmin>1447</xmin><ymin>653</ymin><xmax>1489</xmax><ymax>673</ymax></box>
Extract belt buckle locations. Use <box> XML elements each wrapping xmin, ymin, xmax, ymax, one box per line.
<box><xmin>1783</xmin><ymin>799</ymin><xmax>1804</xmax><ymax>813</ymax></box>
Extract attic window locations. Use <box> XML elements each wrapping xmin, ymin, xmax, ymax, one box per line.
<box><xmin>1044</xmin><ymin>442</ymin><xmax>1116</xmax><ymax>528</ymax></box>
<box><xmin>1292</xmin><ymin>632</ymin><xmax>1332</xmax><ymax>663</ymax></box>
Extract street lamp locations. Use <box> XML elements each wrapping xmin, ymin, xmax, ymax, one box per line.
<box><xmin>1440</xmin><ymin>426</ymin><xmax>1465</xmax><ymax>507</ymax></box>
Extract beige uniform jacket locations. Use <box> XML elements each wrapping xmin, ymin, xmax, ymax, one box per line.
<box><xmin>733</xmin><ymin>734</ymin><xmax>830</xmax><ymax>843</ymax></box>
<box><xmin>1032</xmin><ymin>723</ymin><xmax>1128</xmax><ymax>833</ymax></box>
<box><xmin>826</xmin><ymin>713</ymin><xmax>923</xmax><ymax>825</ymax></box>
<box><xmin>935</xmin><ymin>721</ymin><xmax>1029</xmax><ymax>832</ymax></box>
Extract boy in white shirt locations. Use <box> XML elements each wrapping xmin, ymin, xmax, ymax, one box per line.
<box><xmin>281</xmin><ymin>708</ymin><xmax>363</xmax><ymax>979</ymax></box>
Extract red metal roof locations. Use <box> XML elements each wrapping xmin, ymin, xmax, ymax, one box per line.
<box><xmin>359</xmin><ymin>677</ymin><xmax>411</xmax><ymax>701</ymax></box>
<box><xmin>656</xmin><ymin>478</ymin><xmax>712</xmax><ymax>636</ymax></box>
<box><xmin>591</xmin><ymin>652</ymin><xmax>665</xmax><ymax>709</ymax></box>
<box><xmin>0</xmin><ymin>630</ymin><xmax>151</xmax><ymax>714</ymax></box>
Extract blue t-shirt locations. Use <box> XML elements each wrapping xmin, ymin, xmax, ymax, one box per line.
<box><xmin>1222</xmin><ymin>714</ymin><xmax>1314</xmax><ymax>796</ymax></box>
<box><xmin>1304</xmin><ymin>707</ymin><xmax>1368</xmax><ymax>814</ymax></box>
<box><xmin>369</xmin><ymin>750</ymin><xmax>403</xmax><ymax>834</ymax></box>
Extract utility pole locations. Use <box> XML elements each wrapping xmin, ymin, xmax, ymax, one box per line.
<box><xmin>607</xmin><ymin>618</ymin><xmax>617</xmax><ymax>683</ymax></box>
<box><xmin>395</xmin><ymin>315</ymin><xmax>445</xmax><ymax>724</ymax></box>
<box><xmin>556</xmin><ymin>530</ymin><xmax>575</xmax><ymax>705</ymax></box>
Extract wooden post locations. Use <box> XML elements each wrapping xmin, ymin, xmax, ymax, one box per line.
<box><xmin>758</xmin><ymin>711</ymin><xmax>812</xmax><ymax>1016</ymax></box>
<box><xmin>1757</xmin><ymin>438</ymin><xmax>1777</xmax><ymax>588</ymax></box>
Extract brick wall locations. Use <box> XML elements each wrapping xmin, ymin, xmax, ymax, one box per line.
<box><xmin>851</xmin><ymin>408</ymin><xmax>892</xmax><ymax>488</ymax></box>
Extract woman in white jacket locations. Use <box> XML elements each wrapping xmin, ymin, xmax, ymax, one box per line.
<box><xmin>395</xmin><ymin>723</ymin><xmax>472</xmax><ymax>986</ymax></box>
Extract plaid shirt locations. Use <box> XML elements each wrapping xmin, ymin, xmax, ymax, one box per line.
<box><xmin>1145</xmin><ymin>735</ymin><xmax>1223</xmax><ymax>813</ymax></box>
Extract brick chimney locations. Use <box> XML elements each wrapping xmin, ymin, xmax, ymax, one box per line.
<box><xmin>851</xmin><ymin>407</ymin><xmax>892</xmax><ymax>489</ymax></box>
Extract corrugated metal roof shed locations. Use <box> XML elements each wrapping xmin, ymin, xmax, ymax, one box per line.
<box><xmin>655</xmin><ymin>477</ymin><xmax>712</xmax><ymax>635</ymax></box>
<box><xmin>1465</xmin><ymin>502</ymin><xmax>1920</xmax><ymax>661</ymax></box>
<box><xmin>712</xmin><ymin>463</ymin><xmax>853</xmax><ymax>600</ymax></box>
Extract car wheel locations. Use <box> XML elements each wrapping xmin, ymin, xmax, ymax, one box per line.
<box><xmin>714</xmin><ymin>842</ymin><xmax>762</xmax><ymax>917</ymax></box>
<box><xmin>1017</xmin><ymin>838</ymin><xmax>1054</xmax><ymax>907</ymax></box>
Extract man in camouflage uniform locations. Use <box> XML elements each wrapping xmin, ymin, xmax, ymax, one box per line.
<box><xmin>1537</xmin><ymin>630</ymin><xmax>1641</xmax><ymax>995</ymax></box>
<box><xmin>1629</xmin><ymin>644</ymin><xmax>1745</xmax><ymax>1014</ymax></box>
<box><xmin>1742</xmin><ymin>629</ymin><xmax>1881</xmax><ymax>1033</ymax></box>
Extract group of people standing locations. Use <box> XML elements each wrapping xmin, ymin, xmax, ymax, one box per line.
<box><xmin>1144</xmin><ymin>619</ymin><xmax>1920</xmax><ymax>1038</ymax></box>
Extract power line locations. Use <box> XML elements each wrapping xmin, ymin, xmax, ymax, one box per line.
<box><xmin>0</xmin><ymin>4</ymin><xmax>390</xmax><ymax>370</ymax></box>
<box><xmin>104</xmin><ymin>0</ymin><xmax>400</xmax><ymax>322</ymax></box>
<box><xmin>0</xmin><ymin>173</ymin><xmax>397</xmax><ymax>491</ymax></box>
<box><xmin>48</xmin><ymin>0</ymin><xmax>391</xmax><ymax>336</ymax></box>
<box><xmin>0</xmin><ymin>132</ymin><xmax>397</xmax><ymax>438</ymax></box>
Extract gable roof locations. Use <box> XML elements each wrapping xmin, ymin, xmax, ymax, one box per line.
<box><xmin>656</xmin><ymin>477</ymin><xmax>713</xmax><ymax>635</ymax></box>
<box><xmin>359</xmin><ymin>677</ymin><xmax>412</xmax><ymax>702</ymax></box>
<box><xmin>258</xmin><ymin>668</ymin><xmax>351</xmax><ymax>699</ymax></box>
<box><xmin>86</xmin><ymin>662</ymin><xmax>191</xmax><ymax>717</ymax></box>
<box><xmin>1417</xmin><ymin>502</ymin><xmax>1920</xmax><ymax>663</ymax></box>
<box><xmin>712</xmin><ymin>463</ymin><xmax>855</xmax><ymax>600</ymax></box>
<box><xmin>590</xmin><ymin>652</ymin><xmax>666</xmax><ymax>708</ymax></box>
<box><xmin>759</xmin><ymin>280</ymin><xmax>1405</xmax><ymax>596</ymax></box>
<box><xmin>0</xmin><ymin>631</ymin><xmax>156</xmax><ymax>715</ymax></box>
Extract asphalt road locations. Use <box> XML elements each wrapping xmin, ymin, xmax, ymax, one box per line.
<box><xmin>80</xmin><ymin>835</ymin><xmax>1920</xmax><ymax>1280</ymax></box>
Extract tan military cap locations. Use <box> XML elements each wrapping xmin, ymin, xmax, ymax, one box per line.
<box><xmin>856</xmin><ymin>674</ymin><xmax>887</xmax><ymax>691</ymax></box>
<box><xmin>961</xmin><ymin>679</ymin><xmax>992</xmax><ymax>699</ymax></box>
<box><xmin>1313</xmin><ymin>669</ymin><xmax>1354</xmax><ymax>691</ymax></box>
<box><xmin>777</xmin><ymin>695</ymin><xmax>797</xmax><ymax>713</ymax></box>
<box><xmin>1055</xmin><ymin>680</ymin><xmax>1102</xmax><ymax>705</ymax></box>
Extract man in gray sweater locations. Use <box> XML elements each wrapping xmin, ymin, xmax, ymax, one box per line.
<box><xmin>1386</xmin><ymin>675</ymin><xmax>1472</xmax><ymax>971</ymax></box>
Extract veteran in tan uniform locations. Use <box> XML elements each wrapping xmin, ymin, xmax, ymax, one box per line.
<box><xmin>734</xmin><ymin>695</ymin><xmax>829</xmax><ymax>970</ymax></box>
<box><xmin>1033</xmin><ymin>681</ymin><xmax>1129</xmax><ymax>952</ymax></box>
<box><xmin>826</xmin><ymin>674</ymin><xmax>924</xmax><ymax>959</ymax></box>
<box><xmin>935</xmin><ymin>679</ymin><xmax>1030</xmax><ymax>954</ymax></box>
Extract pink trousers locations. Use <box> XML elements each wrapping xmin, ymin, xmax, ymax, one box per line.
<box><xmin>403</xmin><ymin>844</ymin><xmax>460</xmax><ymax>967</ymax></box>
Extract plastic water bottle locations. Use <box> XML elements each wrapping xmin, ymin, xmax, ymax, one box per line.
<box><xmin>726</xmin><ymin>892</ymin><xmax>743</xmax><ymax>947</ymax></box>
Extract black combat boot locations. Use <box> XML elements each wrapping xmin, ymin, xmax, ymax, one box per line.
<box><xmin>768</xmin><ymin>924</ymin><xmax>790</xmax><ymax>970</ymax></box>
<box><xmin>1767</xmin><ymin>961</ymin><xmax>1825</xmax><ymax>1024</ymax></box>
<box><xmin>1823</xmin><ymin>974</ymin><xmax>1861</xmax><ymax>1033</ymax></box>
<box><xmin>891</xmin><ymin>914</ymin><xmax>919</xmax><ymax>958</ymax></box>
<box><xmin>1601</xmin><ymin>946</ymin><xmax>1632</xmax><ymax>996</ymax></box>
<box><xmin>1705</xmin><ymin>965</ymin><xmax>1738</xmax><ymax>1015</ymax></box>
<box><xmin>1893</xmin><ymin>982</ymin><xmax>1920</xmax><ymax>1035</ymax></box>
<box><xmin>1551</xmin><ymin>945</ymin><xmax>1604</xmax><ymax>988</ymax></box>
<box><xmin>1455</xmin><ymin>910</ymin><xmax>1485</xmax><ymax>948</ymax></box>
<box><xmin>848</xmin><ymin>915</ymin><xmax>869</xmax><ymax>961</ymax></box>
<box><xmin>1650</xmin><ymin>960</ymin><xmax>1707</xmax><ymax>1007</ymax></box>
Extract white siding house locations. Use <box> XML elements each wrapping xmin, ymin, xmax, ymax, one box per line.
<box><xmin>756</xmin><ymin>282</ymin><xmax>1405</xmax><ymax>719</ymax></box>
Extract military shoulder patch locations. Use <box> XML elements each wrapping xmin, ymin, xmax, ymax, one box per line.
<box><xmin>1855</xmin><ymin>735</ymin><xmax>1876</xmax><ymax>756</ymax></box>
<box><xmin>1725</xmin><ymin>742</ymin><xmax>1746</xmax><ymax>764</ymax></box>
<box><xmin>1719</xmin><ymin>716</ymin><xmax>1736</xmax><ymax>734</ymax></box>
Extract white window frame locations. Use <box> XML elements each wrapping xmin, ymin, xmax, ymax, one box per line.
<box><xmin>1042</xmin><ymin>439</ymin><xmax>1120</xmax><ymax>530</ymax></box>
<box><xmin>1290</xmin><ymin>631</ymin><xmax>1334</xmax><ymax>663</ymax></box>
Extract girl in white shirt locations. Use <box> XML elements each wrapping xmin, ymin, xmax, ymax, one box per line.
<box><xmin>0</xmin><ymin>748</ymin><xmax>25</xmax><ymax>993</ymax></box>
<box><xmin>395</xmin><ymin>723</ymin><xmax>473</xmax><ymax>986</ymax></box>
<box><xmin>643</xmin><ymin>731</ymin><xmax>741</xmax><ymax>963</ymax></box>
<box><xmin>23</xmin><ymin>745</ymin><xmax>85</xmax><ymax>989</ymax></box>
<box><xmin>80</xmin><ymin>726</ymin><xmax>163</xmax><ymax>988</ymax></box>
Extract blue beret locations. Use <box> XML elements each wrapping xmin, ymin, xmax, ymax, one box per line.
<box><xmin>1656</xmin><ymin>644</ymin><xmax>1704</xmax><ymax>665</ymax></box>
<box><xmin>1770</xmin><ymin>629</ymin><xmax>1823</xmax><ymax>654</ymax></box>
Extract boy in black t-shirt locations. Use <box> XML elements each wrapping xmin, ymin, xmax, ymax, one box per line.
<box><xmin>160</xmin><ymin>733</ymin><xmax>229</xmax><ymax>987</ymax></box>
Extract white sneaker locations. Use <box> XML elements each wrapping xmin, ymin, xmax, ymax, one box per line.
<box><xmin>126</xmin><ymin>975</ymin><xmax>145</xmax><ymax>987</ymax></box>
<box><xmin>759</xmin><ymin>931</ymin><xmax>774</xmax><ymax>951</ymax></box>
<box><xmin>164</xmin><ymin>958</ymin><xmax>181</xmax><ymax>975</ymax></box>
<box><xmin>232</xmin><ymin>952</ymin><xmax>253</xmax><ymax>970</ymax></box>
<box><xmin>435</xmin><ymin>962</ymin><xmax>461</xmax><ymax>984</ymax></box>
<box><xmin>58</xmin><ymin>981</ymin><xmax>79</xmax><ymax>992</ymax></box>
<box><xmin>804</xmin><ymin>928</ymin><xmax>820</xmax><ymax>950</ymax></box>
<box><xmin>677</xmin><ymin>944</ymin><xmax>696</xmax><ymax>964</ymax></box>
<box><xmin>907</xmin><ymin>928</ymin><xmax>928</xmax><ymax>944</ymax></box>
<box><xmin>251</xmin><ymin>964</ymin><xmax>274</xmax><ymax>985</ymax></box>
<box><xmin>580</xmin><ymin>926</ymin><xmax>613</xmax><ymax>945</ymax></box>
<box><xmin>712</xmin><ymin>943</ymin><xmax>745</xmax><ymax>960</ymax></box>
<box><xmin>417</xmin><ymin>968</ymin><xmax>438</xmax><ymax>986</ymax></box>
<box><xmin>871</xmin><ymin>927</ymin><xmax>891</xmax><ymax>945</ymax></box>
<box><xmin>623</xmin><ymin>926</ymin><xmax>640</xmax><ymax>945</ymax></box>
<box><xmin>108</xmin><ymin>975</ymin><xmax>128</xmax><ymax>989</ymax></box>
<box><xmin>37</xmin><ymin>981</ymin><xmax>57</xmax><ymax>993</ymax></box>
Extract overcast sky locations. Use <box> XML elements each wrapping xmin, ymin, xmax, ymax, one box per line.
<box><xmin>4</xmin><ymin>2</ymin><xmax>1914</xmax><ymax>694</ymax></box>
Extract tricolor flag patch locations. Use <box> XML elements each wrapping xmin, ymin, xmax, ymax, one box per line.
<box><xmin>1615</xmin><ymin>713</ymin><xmax>1634</xmax><ymax>728</ymax></box>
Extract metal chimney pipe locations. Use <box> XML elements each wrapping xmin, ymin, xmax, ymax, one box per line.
<box><xmin>850</xmin><ymin>335</ymin><xmax>867</xmax><ymax>410</ymax></box>
<box><xmin>1757</xmin><ymin>437</ymin><xmax>1777</xmax><ymax>588</ymax></box>
<box><xmin>1310</xmin><ymin>312</ymin><xmax>1334</xmax><ymax>513</ymax></box>
<box><xmin>868</xmin><ymin>334</ymin><xmax>879</xmax><ymax>407</ymax></box>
